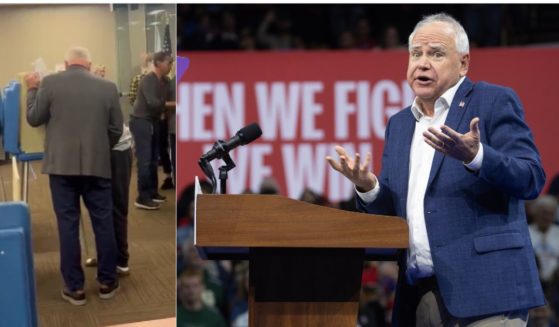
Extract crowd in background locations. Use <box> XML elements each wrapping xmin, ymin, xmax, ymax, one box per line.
<box><xmin>177</xmin><ymin>174</ymin><xmax>559</xmax><ymax>327</ymax></box>
<box><xmin>178</xmin><ymin>4</ymin><xmax>559</xmax><ymax>51</ymax></box>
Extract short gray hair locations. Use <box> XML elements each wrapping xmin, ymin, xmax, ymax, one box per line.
<box><xmin>65</xmin><ymin>46</ymin><xmax>92</xmax><ymax>62</ymax></box>
<box><xmin>408</xmin><ymin>13</ymin><xmax>469</xmax><ymax>55</ymax></box>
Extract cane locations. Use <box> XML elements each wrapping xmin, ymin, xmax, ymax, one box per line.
<box><xmin>80</xmin><ymin>211</ymin><xmax>97</xmax><ymax>267</ymax></box>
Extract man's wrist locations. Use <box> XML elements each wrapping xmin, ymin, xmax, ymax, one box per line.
<box><xmin>355</xmin><ymin>177</ymin><xmax>377</xmax><ymax>193</ymax></box>
<box><xmin>355</xmin><ymin>180</ymin><xmax>380</xmax><ymax>204</ymax></box>
<box><xmin>356</xmin><ymin>185</ymin><xmax>372</xmax><ymax>193</ymax></box>
<box><xmin>464</xmin><ymin>143</ymin><xmax>484</xmax><ymax>171</ymax></box>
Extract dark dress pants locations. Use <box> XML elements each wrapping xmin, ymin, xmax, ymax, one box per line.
<box><xmin>49</xmin><ymin>175</ymin><xmax>117</xmax><ymax>291</ymax></box>
<box><xmin>159</xmin><ymin>118</ymin><xmax>172</xmax><ymax>175</ymax></box>
<box><xmin>130</xmin><ymin>117</ymin><xmax>160</xmax><ymax>201</ymax></box>
<box><xmin>169</xmin><ymin>132</ymin><xmax>176</xmax><ymax>183</ymax></box>
<box><xmin>111</xmin><ymin>148</ymin><xmax>132</xmax><ymax>267</ymax></box>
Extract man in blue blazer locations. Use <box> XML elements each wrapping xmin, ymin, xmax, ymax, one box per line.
<box><xmin>327</xmin><ymin>13</ymin><xmax>545</xmax><ymax>326</ymax></box>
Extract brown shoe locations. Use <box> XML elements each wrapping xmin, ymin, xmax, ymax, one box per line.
<box><xmin>61</xmin><ymin>288</ymin><xmax>86</xmax><ymax>305</ymax></box>
<box><xmin>134</xmin><ymin>199</ymin><xmax>160</xmax><ymax>210</ymax></box>
<box><xmin>85</xmin><ymin>257</ymin><xmax>97</xmax><ymax>267</ymax></box>
<box><xmin>99</xmin><ymin>281</ymin><xmax>120</xmax><ymax>299</ymax></box>
<box><xmin>117</xmin><ymin>265</ymin><xmax>130</xmax><ymax>277</ymax></box>
<box><xmin>152</xmin><ymin>193</ymin><xmax>167</xmax><ymax>203</ymax></box>
<box><xmin>160</xmin><ymin>177</ymin><xmax>175</xmax><ymax>190</ymax></box>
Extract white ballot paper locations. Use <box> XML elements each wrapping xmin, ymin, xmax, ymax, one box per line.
<box><xmin>31</xmin><ymin>58</ymin><xmax>48</xmax><ymax>79</ymax></box>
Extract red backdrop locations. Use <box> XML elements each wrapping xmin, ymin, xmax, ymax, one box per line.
<box><xmin>177</xmin><ymin>49</ymin><xmax>559</xmax><ymax>202</ymax></box>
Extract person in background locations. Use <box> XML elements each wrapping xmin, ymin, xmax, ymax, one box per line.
<box><xmin>129</xmin><ymin>53</ymin><xmax>153</xmax><ymax>107</ymax></box>
<box><xmin>85</xmin><ymin>66</ymin><xmax>133</xmax><ymax>277</ymax></box>
<box><xmin>177</xmin><ymin>268</ymin><xmax>227</xmax><ymax>327</ymax></box>
<box><xmin>167</xmin><ymin>75</ymin><xmax>177</xmax><ymax>188</ymax></box>
<box><xmin>129</xmin><ymin>52</ymin><xmax>173</xmax><ymax>190</ymax></box>
<box><xmin>547</xmin><ymin>173</ymin><xmax>559</xmax><ymax>223</ymax></box>
<box><xmin>377</xmin><ymin>25</ymin><xmax>404</xmax><ymax>50</ymax></box>
<box><xmin>529</xmin><ymin>195</ymin><xmax>559</xmax><ymax>284</ymax></box>
<box><xmin>158</xmin><ymin>91</ymin><xmax>174</xmax><ymax>191</ymax></box>
<box><xmin>109</xmin><ymin>123</ymin><xmax>133</xmax><ymax>275</ymax></box>
<box><xmin>129</xmin><ymin>51</ymin><xmax>173</xmax><ymax>210</ymax></box>
<box><xmin>230</xmin><ymin>263</ymin><xmax>249</xmax><ymax>327</ymax></box>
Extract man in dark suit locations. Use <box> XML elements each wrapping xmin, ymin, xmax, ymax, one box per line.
<box><xmin>327</xmin><ymin>13</ymin><xmax>545</xmax><ymax>326</ymax></box>
<box><xmin>25</xmin><ymin>46</ymin><xmax>123</xmax><ymax>305</ymax></box>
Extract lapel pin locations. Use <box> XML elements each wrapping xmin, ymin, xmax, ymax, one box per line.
<box><xmin>459</xmin><ymin>101</ymin><xmax>465</xmax><ymax>108</ymax></box>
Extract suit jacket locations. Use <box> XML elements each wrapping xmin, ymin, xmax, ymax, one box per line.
<box><xmin>27</xmin><ymin>65</ymin><xmax>123</xmax><ymax>179</ymax></box>
<box><xmin>357</xmin><ymin>77</ymin><xmax>546</xmax><ymax>320</ymax></box>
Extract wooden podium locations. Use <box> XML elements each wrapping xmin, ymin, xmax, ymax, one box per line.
<box><xmin>195</xmin><ymin>193</ymin><xmax>408</xmax><ymax>327</ymax></box>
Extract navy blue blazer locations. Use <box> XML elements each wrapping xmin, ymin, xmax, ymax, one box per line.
<box><xmin>358</xmin><ymin>77</ymin><xmax>546</xmax><ymax>319</ymax></box>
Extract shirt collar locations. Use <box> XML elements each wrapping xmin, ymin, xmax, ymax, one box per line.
<box><xmin>411</xmin><ymin>76</ymin><xmax>466</xmax><ymax>121</ymax></box>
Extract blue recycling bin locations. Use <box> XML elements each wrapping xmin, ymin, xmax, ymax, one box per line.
<box><xmin>0</xmin><ymin>202</ymin><xmax>38</xmax><ymax>327</ymax></box>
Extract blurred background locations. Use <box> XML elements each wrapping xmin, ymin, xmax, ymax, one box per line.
<box><xmin>178</xmin><ymin>4</ymin><xmax>559</xmax><ymax>51</ymax></box>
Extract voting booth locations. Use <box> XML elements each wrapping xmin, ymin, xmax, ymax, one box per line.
<box><xmin>0</xmin><ymin>91</ymin><xmax>6</xmax><ymax>201</ymax></box>
<box><xmin>1</xmin><ymin>75</ymin><xmax>44</xmax><ymax>201</ymax></box>
<box><xmin>0</xmin><ymin>202</ymin><xmax>38</xmax><ymax>327</ymax></box>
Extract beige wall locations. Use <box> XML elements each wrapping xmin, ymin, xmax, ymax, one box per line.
<box><xmin>0</xmin><ymin>4</ymin><xmax>117</xmax><ymax>87</ymax></box>
<box><xmin>129</xmin><ymin>5</ymin><xmax>147</xmax><ymax>76</ymax></box>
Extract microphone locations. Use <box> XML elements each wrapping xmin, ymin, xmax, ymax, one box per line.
<box><xmin>200</xmin><ymin>123</ymin><xmax>262</xmax><ymax>162</ymax></box>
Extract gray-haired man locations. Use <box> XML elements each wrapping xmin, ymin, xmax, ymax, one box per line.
<box><xmin>25</xmin><ymin>46</ymin><xmax>123</xmax><ymax>305</ymax></box>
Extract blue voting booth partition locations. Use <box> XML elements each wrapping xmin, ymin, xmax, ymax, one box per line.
<box><xmin>2</xmin><ymin>81</ymin><xmax>20</xmax><ymax>155</ymax></box>
<box><xmin>0</xmin><ymin>90</ymin><xmax>5</xmax><ymax>201</ymax></box>
<box><xmin>0</xmin><ymin>89</ymin><xmax>4</xmax><ymax>136</ymax></box>
<box><xmin>3</xmin><ymin>81</ymin><xmax>43</xmax><ymax>162</ymax></box>
<box><xmin>0</xmin><ymin>202</ymin><xmax>38</xmax><ymax>327</ymax></box>
<box><xmin>2</xmin><ymin>81</ymin><xmax>43</xmax><ymax>201</ymax></box>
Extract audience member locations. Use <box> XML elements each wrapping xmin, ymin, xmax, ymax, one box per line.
<box><xmin>338</xmin><ymin>30</ymin><xmax>356</xmax><ymax>49</ymax></box>
<box><xmin>357</xmin><ymin>284</ymin><xmax>387</xmax><ymax>327</ymax></box>
<box><xmin>177</xmin><ymin>268</ymin><xmax>227</xmax><ymax>327</ymax></box>
<box><xmin>230</xmin><ymin>262</ymin><xmax>249</xmax><ymax>327</ymax></box>
<box><xmin>353</xmin><ymin>18</ymin><xmax>376</xmax><ymax>49</ymax></box>
<box><xmin>182</xmin><ymin>233</ymin><xmax>230</xmax><ymax>317</ymax></box>
<box><xmin>378</xmin><ymin>25</ymin><xmax>404</xmax><ymax>49</ymax></box>
<box><xmin>528</xmin><ymin>304</ymin><xmax>556</xmax><ymax>327</ymax></box>
<box><xmin>259</xmin><ymin>176</ymin><xmax>280</xmax><ymax>194</ymax></box>
<box><xmin>548</xmin><ymin>173</ymin><xmax>559</xmax><ymax>223</ymax></box>
<box><xmin>179</xmin><ymin>4</ymin><xmax>557</xmax><ymax>52</ymax></box>
<box><xmin>257</xmin><ymin>10</ymin><xmax>296</xmax><ymax>50</ymax></box>
<box><xmin>529</xmin><ymin>195</ymin><xmax>559</xmax><ymax>283</ymax></box>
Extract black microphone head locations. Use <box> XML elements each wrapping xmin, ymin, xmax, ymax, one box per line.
<box><xmin>237</xmin><ymin>123</ymin><xmax>262</xmax><ymax>145</ymax></box>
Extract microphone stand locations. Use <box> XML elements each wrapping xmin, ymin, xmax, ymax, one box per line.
<box><xmin>198</xmin><ymin>139</ymin><xmax>237</xmax><ymax>194</ymax></box>
<box><xmin>198</xmin><ymin>158</ymin><xmax>217</xmax><ymax>194</ymax></box>
<box><xmin>218</xmin><ymin>153</ymin><xmax>236</xmax><ymax>194</ymax></box>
